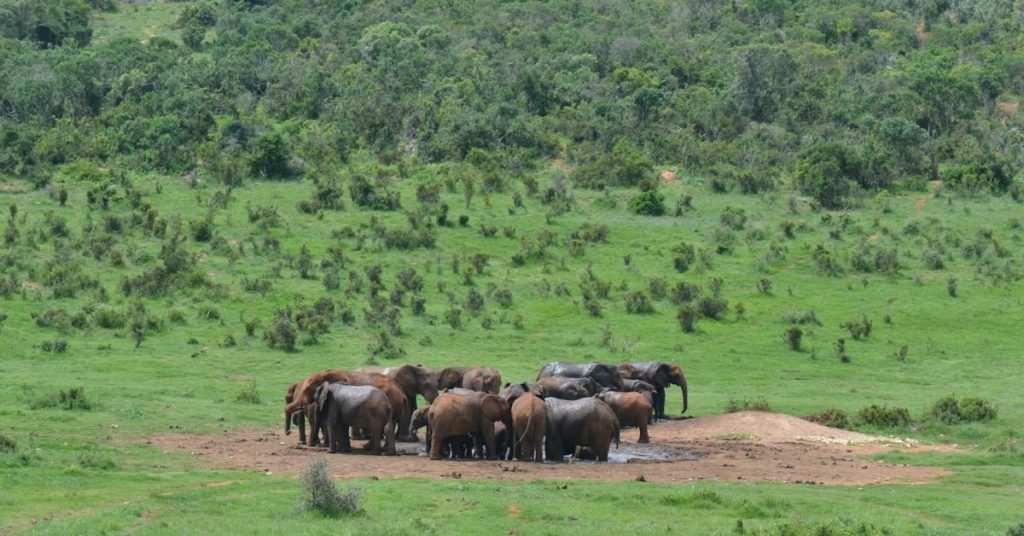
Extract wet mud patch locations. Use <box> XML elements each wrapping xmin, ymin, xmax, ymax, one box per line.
<box><xmin>146</xmin><ymin>412</ymin><xmax>951</xmax><ymax>485</ymax></box>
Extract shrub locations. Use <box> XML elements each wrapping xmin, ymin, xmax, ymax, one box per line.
<box><xmin>464</xmin><ymin>288</ymin><xmax>485</xmax><ymax>313</ymax></box>
<box><xmin>725</xmin><ymin>398</ymin><xmax>771</xmax><ymax>413</ymax></box>
<box><xmin>697</xmin><ymin>296</ymin><xmax>728</xmax><ymax>320</ymax></box>
<box><xmin>670</xmin><ymin>282</ymin><xmax>701</xmax><ymax>304</ymax></box>
<box><xmin>0</xmin><ymin>434</ymin><xmax>15</xmax><ymax>453</ymax></box>
<box><xmin>300</xmin><ymin>459</ymin><xmax>361</xmax><ymax>517</ymax></box>
<box><xmin>781</xmin><ymin>309</ymin><xmax>821</xmax><ymax>326</ymax></box>
<box><xmin>756</xmin><ymin>278</ymin><xmax>773</xmax><ymax>295</ymax></box>
<box><xmin>235</xmin><ymin>383</ymin><xmax>262</xmax><ymax>404</ymax></box>
<box><xmin>719</xmin><ymin>207</ymin><xmax>747</xmax><ymax>230</ymax></box>
<box><xmin>411</xmin><ymin>296</ymin><xmax>426</xmax><ymax>316</ymax></box>
<box><xmin>856</xmin><ymin>405</ymin><xmax>910</xmax><ymax>428</ymax></box>
<box><xmin>494</xmin><ymin>288</ymin><xmax>513</xmax><ymax>308</ymax></box>
<box><xmin>584</xmin><ymin>299</ymin><xmax>602</xmax><ymax>317</ymax></box>
<box><xmin>924</xmin><ymin>395</ymin><xmax>997</xmax><ymax>425</ymax></box>
<box><xmin>395</xmin><ymin>268</ymin><xmax>423</xmax><ymax>292</ymax></box>
<box><xmin>369</xmin><ymin>330</ymin><xmax>405</xmax><ymax>360</ymax></box>
<box><xmin>793</xmin><ymin>142</ymin><xmax>860</xmax><ymax>209</ymax></box>
<box><xmin>840</xmin><ymin>316</ymin><xmax>872</xmax><ymax>340</ymax></box>
<box><xmin>672</xmin><ymin>242</ymin><xmax>696</xmax><ymax>273</ymax></box>
<box><xmin>93</xmin><ymin>307</ymin><xmax>126</xmax><ymax>329</ymax></box>
<box><xmin>30</xmin><ymin>387</ymin><xmax>93</xmax><ymax>411</ymax></box>
<box><xmin>947</xmin><ymin>278</ymin><xmax>957</xmax><ymax>297</ymax></box>
<box><xmin>264</xmin><ymin>309</ymin><xmax>297</xmax><ymax>351</ymax></box>
<box><xmin>444</xmin><ymin>307</ymin><xmax>462</xmax><ymax>329</ymax></box>
<box><xmin>197</xmin><ymin>305</ymin><xmax>221</xmax><ymax>321</ymax></box>
<box><xmin>190</xmin><ymin>219</ymin><xmax>214</xmax><ymax>242</ymax></box>
<box><xmin>805</xmin><ymin>408</ymin><xmax>850</xmax><ymax>429</ymax></box>
<box><xmin>785</xmin><ymin>327</ymin><xmax>802</xmax><ymax>351</ymax></box>
<box><xmin>349</xmin><ymin>175</ymin><xmax>401</xmax><ymax>210</ymax></box>
<box><xmin>628</xmin><ymin>190</ymin><xmax>665</xmax><ymax>216</ymax></box>
<box><xmin>1008</xmin><ymin>523</ymin><xmax>1024</xmax><ymax>536</ymax></box>
<box><xmin>40</xmin><ymin>339</ymin><xmax>68</xmax><ymax>353</ymax></box>
<box><xmin>648</xmin><ymin>277</ymin><xmax>667</xmax><ymax>300</ymax></box>
<box><xmin>624</xmin><ymin>291</ymin><xmax>654</xmax><ymax>314</ymax></box>
<box><xmin>677</xmin><ymin>305</ymin><xmax>698</xmax><ymax>333</ymax></box>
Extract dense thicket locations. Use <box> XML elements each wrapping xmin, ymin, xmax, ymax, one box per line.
<box><xmin>1</xmin><ymin>0</ymin><xmax>1022</xmax><ymax>204</ymax></box>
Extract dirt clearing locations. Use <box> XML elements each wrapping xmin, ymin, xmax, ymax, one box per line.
<box><xmin>146</xmin><ymin>412</ymin><xmax>950</xmax><ymax>486</ymax></box>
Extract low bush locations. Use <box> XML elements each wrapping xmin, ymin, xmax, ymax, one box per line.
<box><xmin>856</xmin><ymin>404</ymin><xmax>911</xmax><ymax>428</ymax></box>
<box><xmin>0</xmin><ymin>434</ymin><xmax>15</xmax><ymax>453</ymax></box>
<box><xmin>628</xmin><ymin>190</ymin><xmax>665</xmax><ymax>216</ymax></box>
<box><xmin>29</xmin><ymin>387</ymin><xmax>93</xmax><ymax>411</ymax></box>
<box><xmin>725</xmin><ymin>398</ymin><xmax>771</xmax><ymax>413</ymax></box>
<box><xmin>300</xmin><ymin>459</ymin><xmax>361</xmax><ymax>517</ymax></box>
<box><xmin>805</xmin><ymin>408</ymin><xmax>850</xmax><ymax>429</ymax></box>
<box><xmin>624</xmin><ymin>291</ymin><xmax>654</xmax><ymax>314</ymax></box>
<box><xmin>924</xmin><ymin>395</ymin><xmax>997</xmax><ymax>425</ymax></box>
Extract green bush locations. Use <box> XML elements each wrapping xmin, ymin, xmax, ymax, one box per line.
<box><xmin>624</xmin><ymin>291</ymin><xmax>654</xmax><ymax>314</ymax></box>
<box><xmin>30</xmin><ymin>387</ymin><xmax>93</xmax><ymax>411</ymax></box>
<box><xmin>627</xmin><ymin>190</ymin><xmax>665</xmax><ymax>216</ymax></box>
<box><xmin>725</xmin><ymin>398</ymin><xmax>771</xmax><ymax>413</ymax></box>
<box><xmin>856</xmin><ymin>404</ymin><xmax>910</xmax><ymax>428</ymax></box>
<box><xmin>300</xmin><ymin>459</ymin><xmax>361</xmax><ymax>517</ymax></box>
<box><xmin>805</xmin><ymin>408</ymin><xmax>850</xmax><ymax>429</ymax></box>
<box><xmin>924</xmin><ymin>395</ymin><xmax>997</xmax><ymax>425</ymax></box>
<box><xmin>0</xmin><ymin>434</ymin><xmax>15</xmax><ymax>453</ymax></box>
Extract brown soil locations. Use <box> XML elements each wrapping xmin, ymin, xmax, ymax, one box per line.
<box><xmin>146</xmin><ymin>412</ymin><xmax>950</xmax><ymax>486</ymax></box>
<box><xmin>659</xmin><ymin>170</ymin><xmax>679</xmax><ymax>185</ymax></box>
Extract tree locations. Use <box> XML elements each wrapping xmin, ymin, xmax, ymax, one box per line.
<box><xmin>730</xmin><ymin>45</ymin><xmax>796</xmax><ymax>123</ymax></box>
<box><xmin>793</xmin><ymin>143</ymin><xmax>860</xmax><ymax>209</ymax></box>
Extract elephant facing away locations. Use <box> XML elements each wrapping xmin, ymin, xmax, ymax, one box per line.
<box><xmin>537</xmin><ymin>362</ymin><xmax>623</xmax><ymax>391</ymax></box>
<box><xmin>544</xmin><ymin>397</ymin><xmax>619</xmax><ymax>462</ymax></box>
<box><xmin>314</xmin><ymin>382</ymin><xmax>396</xmax><ymax>455</ymax></box>
<box><xmin>595</xmin><ymin>391</ymin><xmax>653</xmax><ymax>443</ymax></box>
<box><xmin>437</xmin><ymin>367</ymin><xmax>469</xmax><ymax>390</ymax></box>
<box><xmin>427</xmin><ymin>390</ymin><xmax>510</xmax><ymax>460</ymax></box>
<box><xmin>617</xmin><ymin>361</ymin><xmax>688</xmax><ymax>419</ymax></box>
<box><xmin>511</xmin><ymin>391</ymin><xmax>547</xmax><ymax>462</ymax></box>
<box><xmin>618</xmin><ymin>379</ymin><xmax>657</xmax><ymax>407</ymax></box>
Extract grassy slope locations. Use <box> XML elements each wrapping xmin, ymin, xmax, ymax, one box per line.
<box><xmin>1</xmin><ymin>164</ymin><xmax>1023</xmax><ymax>534</ymax></box>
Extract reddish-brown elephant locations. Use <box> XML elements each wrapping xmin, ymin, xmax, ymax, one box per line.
<box><xmin>617</xmin><ymin>361</ymin><xmax>688</xmax><ymax>418</ymax></box>
<box><xmin>511</xmin><ymin>391</ymin><xmax>547</xmax><ymax>461</ymax></box>
<box><xmin>595</xmin><ymin>391</ymin><xmax>653</xmax><ymax>443</ymax></box>
<box><xmin>355</xmin><ymin>363</ymin><xmax>439</xmax><ymax>440</ymax></box>
<box><xmin>427</xmin><ymin>390</ymin><xmax>509</xmax><ymax>460</ymax></box>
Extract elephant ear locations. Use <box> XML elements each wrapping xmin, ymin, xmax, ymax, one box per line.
<box><xmin>315</xmin><ymin>382</ymin><xmax>330</xmax><ymax>414</ymax></box>
<box><xmin>481</xmin><ymin>395</ymin><xmax>507</xmax><ymax>421</ymax></box>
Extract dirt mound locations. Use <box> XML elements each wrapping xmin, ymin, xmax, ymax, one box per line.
<box><xmin>145</xmin><ymin>413</ymin><xmax>950</xmax><ymax>486</ymax></box>
<box><xmin>671</xmin><ymin>411</ymin><xmax>908</xmax><ymax>445</ymax></box>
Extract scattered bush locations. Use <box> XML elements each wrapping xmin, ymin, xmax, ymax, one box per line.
<box><xmin>677</xmin><ymin>305</ymin><xmax>698</xmax><ymax>333</ymax></box>
<box><xmin>29</xmin><ymin>387</ymin><xmax>93</xmax><ymax>411</ymax></box>
<box><xmin>924</xmin><ymin>395</ymin><xmax>997</xmax><ymax>425</ymax></box>
<box><xmin>93</xmin><ymin>307</ymin><xmax>126</xmax><ymax>329</ymax></box>
<box><xmin>624</xmin><ymin>291</ymin><xmax>654</xmax><ymax>314</ymax></box>
<box><xmin>300</xmin><ymin>459</ymin><xmax>361</xmax><ymax>517</ymax></box>
<box><xmin>264</xmin><ymin>309</ymin><xmax>297</xmax><ymax>351</ymax></box>
<box><xmin>671</xmin><ymin>242</ymin><xmax>696</xmax><ymax>273</ymax></box>
<box><xmin>40</xmin><ymin>339</ymin><xmax>68</xmax><ymax>353</ymax></box>
<box><xmin>785</xmin><ymin>327</ymin><xmax>802</xmax><ymax>351</ymax></box>
<box><xmin>696</xmin><ymin>296</ymin><xmax>728</xmax><ymax>320</ymax></box>
<box><xmin>464</xmin><ymin>288</ymin><xmax>485</xmax><ymax>313</ymax></box>
<box><xmin>444</xmin><ymin>307</ymin><xmax>462</xmax><ymax>329</ymax></box>
<box><xmin>494</xmin><ymin>288</ymin><xmax>513</xmax><ymax>308</ymax></box>
<box><xmin>756</xmin><ymin>278</ymin><xmax>773</xmax><ymax>295</ymax></box>
<box><xmin>781</xmin><ymin>309</ymin><xmax>821</xmax><ymax>326</ymax></box>
<box><xmin>670</xmin><ymin>282</ymin><xmax>701</xmax><ymax>304</ymax></box>
<box><xmin>0</xmin><ymin>434</ymin><xmax>15</xmax><ymax>453</ymax></box>
<box><xmin>856</xmin><ymin>405</ymin><xmax>911</xmax><ymax>428</ymax></box>
<box><xmin>805</xmin><ymin>408</ymin><xmax>850</xmax><ymax>429</ymax></box>
<box><xmin>947</xmin><ymin>277</ymin><xmax>958</xmax><ymax>297</ymax></box>
<box><xmin>235</xmin><ymin>383</ymin><xmax>262</xmax><ymax>404</ymax></box>
<box><xmin>725</xmin><ymin>398</ymin><xmax>771</xmax><ymax>413</ymax></box>
<box><xmin>628</xmin><ymin>190</ymin><xmax>665</xmax><ymax>216</ymax></box>
<box><xmin>840</xmin><ymin>316</ymin><xmax>872</xmax><ymax>340</ymax></box>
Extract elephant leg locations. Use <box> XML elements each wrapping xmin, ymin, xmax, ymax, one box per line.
<box><xmin>655</xmin><ymin>388</ymin><xmax>666</xmax><ymax>420</ymax></box>
<box><xmin>483</xmin><ymin>426</ymin><xmax>497</xmax><ymax>460</ymax></box>
<box><xmin>595</xmin><ymin>440</ymin><xmax>610</xmax><ymax>462</ymax></box>
<box><xmin>368</xmin><ymin>423</ymin><xmax>382</xmax><ymax>455</ymax></box>
<box><xmin>340</xmin><ymin>425</ymin><xmax>352</xmax><ymax>453</ymax></box>
<box><xmin>384</xmin><ymin>420</ymin><xmax>397</xmax><ymax>455</ymax></box>
<box><xmin>638</xmin><ymin>415</ymin><xmax>650</xmax><ymax>444</ymax></box>
<box><xmin>429</xmin><ymin>430</ymin><xmax>444</xmax><ymax>460</ymax></box>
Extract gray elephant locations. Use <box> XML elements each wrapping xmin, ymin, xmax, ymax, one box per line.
<box><xmin>536</xmin><ymin>376</ymin><xmax>594</xmax><ymax>400</ymax></box>
<box><xmin>437</xmin><ymin>367</ymin><xmax>469</xmax><ymax>390</ymax></box>
<box><xmin>537</xmin><ymin>361</ymin><xmax>623</xmax><ymax>391</ymax></box>
<box><xmin>617</xmin><ymin>361</ymin><xmax>688</xmax><ymax>418</ymax></box>
<box><xmin>619</xmin><ymin>379</ymin><xmax>657</xmax><ymax>407</ymax></box>
<box><xmin>544</xmin><ymin>397</ymin><xmax>619</xmax><ymax>462</ymax></box>
<box><xmin>357</xmin><ymin>363</ymin><xmax>439</xmax><ymax>440</ymax></box>
<box><xmin>314</xmin><ymin>382</ymin><xmax>396</xmax><ymax>455</ymax></box>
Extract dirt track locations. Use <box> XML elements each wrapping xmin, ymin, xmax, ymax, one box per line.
<box><xmin>146</xmin><ymin>412</ymin><xmax>951</xmax><ymax>486</ymax></box>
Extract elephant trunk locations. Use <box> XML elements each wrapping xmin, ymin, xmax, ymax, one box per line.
<box><xmin>679</xmin><ymin>376</ymin><xmax>688</xmax><ymax>415</ymax></box>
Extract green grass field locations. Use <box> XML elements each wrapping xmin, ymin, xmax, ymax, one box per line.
<box><xmin>1</xmin><ymin>158</ymin><xmax>1023</xmax><ymax>534</ymax></box>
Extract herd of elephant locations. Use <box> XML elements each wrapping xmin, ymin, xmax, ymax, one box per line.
<box><xmin>282</xmin><ymin>361</ymin><xmax>688</xmax><ymax>462</ymax></box>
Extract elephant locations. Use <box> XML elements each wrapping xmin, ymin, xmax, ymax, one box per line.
<box><xmin>544</xmin><ymin>397</ymin><xmax>619</xmax><ymax>462</ymax></box>
<box><xmin>511</xmin><ymin>391</ymin><xmax>547</xmax><ymax>461</ymax></box>
<box><xmin>411</xmin><ymin>404</ymin><xmax>472</xmax><ymax>458</ymax></box>
<box><xmin>618</xmin><ymin>379</ymin><xmax>657</xmax><ymax>408</ymax></box>
<box><xmin>284</xmin><ymin>370</ymin><xmax>408</xmax><ymax>447</ymax></box>
<box><xmin>437</xmin><ymin>367</ymin><xmax>469</xmax><ymax>390</ymax></box>
<box><xmin>537</xmin><ymin>362</ymin><xmax>623</xmax><ymax>391</ymax></box>
<box><xmin>536</xmin><ymin>376</ymin><xmax>594</xmax><ymax>400</ymax></box>
<box><xmin>356</xmin><ymin>364</ymin><xmax>439</xmax><ymax>440</ymax></box>
<box><xmin>617</xmin><ymin>362</ymin><xmax>688</xmax><ymax>419</ymax></box>
<box><xmin>462</xmin><ymin>366</ymin><xmax>502</xmax><ymax>394</ymax></box>
<box><xmin>595</xmin><ymin>391</ymin><xmax>653</xmax><ymax>443</ymax></box>
<box><xmin>285</xmin><ymin>381</ymin><xmax>316</xmax><ymax>445</ymax></box>
<box><xmin>314</xmin><ymin>382</ymin><xmax>396</xmax><ymax>455</ymax></box>
<box><xmin>500</xmin><ymin>382</ymin><xmax>544</xmax><ymax>400</ymax></box>
<box><xmin>427</xmin><ymin>390</ymin><xmax>510</xmax><ymax>460</ymax></box>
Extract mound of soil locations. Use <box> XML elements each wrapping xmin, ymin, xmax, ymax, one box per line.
<box><xmin>145</xmin><ymin>412</ymin><xmax>950</xmax><ymax>486</ymax></box>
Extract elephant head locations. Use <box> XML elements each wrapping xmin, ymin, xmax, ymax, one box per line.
<box><xmin>666</xmin><ymin>364</ymin><xmax>688</xmax><ymax>414</ymax></box>
<box><xmin>314</xmin><ymin>381</ymin><xmax>331</xmax><ymax>415</ymax></box>
<box><xmin>413</xmin><ymin>365</ymin><xmax>439</xmax><ymax>403</ymax></box>
<box><xmin>481</xmin><ymin>394</ymin><xmax>510</xmax><ymax>422</ymax></box>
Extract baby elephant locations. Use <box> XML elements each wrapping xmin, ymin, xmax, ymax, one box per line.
<box><xmin>314</xmin><ymin>382</ymin><xmax>396</xmax><ymax>455</ymax></box>
<box><xmin>595</xmin><ymin>391</ymin><xmax>653</xmax><ymax>443</ymax></box>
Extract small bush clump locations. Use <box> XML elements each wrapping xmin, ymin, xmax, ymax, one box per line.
<box><xmin>804</xmin><ymin>408</ymin><xmax>850</xmax><ymax>429</ymax></box>
<box><xmin>30</xmin><ymin>387</ymin><xmax>93</xmax><ymax>411</ymax></box>
<box><xmin>856</xmin><ymin>405</ymin><xmax>911</xmax><ymax>428</ymax></box>
<box><xmin>624</xmin><ymin>291</ymin><xmax>654</xmax><ymax>314</ymax></box>
<box><xmin>924</xmin><ymin>395</ymin><xmax>997</xmax><ymax>425</ymax></box>
<box><xmin>300</xmin><ymin>459</ymin><xmax>361</xmax><ymax>517</ymax></box>
<box><xmin>0</xmin><ymin>434</ymin><xmax>16</xmax><ymax>453</ymax></box>
<box><xmin>725</xmin><ymin>398</ymin><xmax>771</xmax><ymax>413</ymax></box>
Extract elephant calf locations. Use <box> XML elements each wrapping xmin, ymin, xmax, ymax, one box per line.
<box><xmin>595</xmin><ymin>391</ymin><xmax>653</xmax><ymax>443</ymax></box>
<box><xmin>536</xmin><ymin>376</ymin><xmax>595</xmax><ymax>400</ymax></box>
<box><xmin>427</xmin><ymin>390</ymin><xmax>510</xmax><ymax>460</ymax></box>
<box><xmin>314</xmin><ymin>382</ymin><xmax>396</xmax><ymax>455</ymax></box>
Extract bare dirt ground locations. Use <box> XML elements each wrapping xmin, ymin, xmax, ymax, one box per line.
<box><xmin>146</xmin><ymin>412</ymin><xmax>952</xmax><ymax>486</ymax></box>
